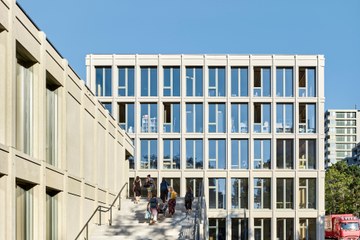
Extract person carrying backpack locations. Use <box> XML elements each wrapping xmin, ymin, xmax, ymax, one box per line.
<box><xmin>160</xmin><ymin>179</ymin><xmax>169</xmax><ymax>203</ymax></box>
<box><xmin>184</xmin><ymin>186</ymin><xmax>194</xmax><ymax>214</ymax></box>
<box><xmin>147</xmin><ymin>192</ymin><xmax>158</xmax><ymax>224</ymax></box>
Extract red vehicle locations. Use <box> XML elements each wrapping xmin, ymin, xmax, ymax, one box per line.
<box><xmin>325</xmin><ymin>214</ymin><xmax>360</xmax><ymax>240</ymax></box>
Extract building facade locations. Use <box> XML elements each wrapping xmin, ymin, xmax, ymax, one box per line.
<box><xmin>0</xmin><ymin>1</ymin><xmax>133</xmax><ymax>239</ymax></box>
<box><xmin>86</xmin><ymin>54</ymin><xmax>326</xmax><ymax>239</ymax></box>
<box><xmin>325</xmin><ymin>109</ymin><xmax>360</xmax><ymax>168</ymax></box>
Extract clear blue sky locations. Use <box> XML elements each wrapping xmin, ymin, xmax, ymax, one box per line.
<box><xmin>18</xmin><ymin>0</ymin><xmax>360</xmax><ymax>110</ymax></box>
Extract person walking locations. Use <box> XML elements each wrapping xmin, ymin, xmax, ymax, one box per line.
<box><xmin>167</xmin><ymin>186</ymin><xmax>177</xmax><ymax>216</ymax></box>
<box><xmin>145</xmin><ymin>174</ymin><xmax>155</xmax><ymax>201</ymax></box>
<box><xmin>147</xmin><ymin>192</ymin><xmax>158</xmax><ymax>224</ymax></box>
<box><xmin>160</xmin><ymin>178</ymin><xmax>169</xmax><ymax>203</ymax></box>
<box><xmin>184</xmin><ymin>186</ymin><xmax>194</xmax><ymax>214</ymax></box>
<box><xmin>133</xmin><ymin>176</ymin><xmax>142</xmax><ymax>204</ymax></box>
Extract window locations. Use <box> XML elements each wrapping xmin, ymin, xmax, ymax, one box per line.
<box><xmin>163</xmin><ymin>67</ymin><xmax>180</xmax><ymax>96</ymax></box>
<box><xmin>46</xmin><ymin>74</ymin><xmax>60</xmax><ymax>166</ymax></box>
<box><xmin>231</xmin><ymin>104</ymin><xmax>248</xmax><ymax>133</ymax></box>
<box><xmin>276</xmin><ymin>68</ymin><xmax>293</xmax><ymax>97</ymax></box>
<box><xmin>231</xmin><ymin>67</ymin><xmax>248</xmax><ymax>97</ymax></box>
<box><xmin>276</xmin><ymin>139</ymin><xmax>294</xmax><ymax>169</ymax></box>
<box><xmin>299</xmin><ymin>104</ymin><xmax>316</xmax><ymax>133</ymax></box>
<box><xmin>254</xmin><ymin>218</ymin><xmax>271</xmax><ymax>240</ymax></box>
<box><xmin>163</xmin><ymin>103</ymin><xmax>180</xmax><ymax>133</ymax></box>
<box><xmin>140</xmin><ymin>139</ymin><xmax>157</xmax><ymax>169</ymax></box>
<box><xmin>208</xmin><ymin>67</ymin><xmax>226</xmax><ymax>97</ymax></box>
<box><xmin>16</xmin><ymin>183</ymin><xmax>34</xmax><ymax>240</ymax></box>
<box><xmin>118</xmin><ymin>67</ymin><xmax>134</xmax><ymax>96</ymax></box>
<box><xmin>299</xmin><ymin>178</ymin><xmax>316</xmax><ymax>209</ymax></box>
<box><xmin>209</xmin><ymin>218</ymin><xmax>226</xmax><ymax>240</ymax></box>
<box><xmin>299</xmin><ymin>140</ymin><xmax>316</xmax><ymax>169</ymax></box>
<box><xmin>253</xmin><ymin>67</ymin><xmax>271</xmax><ymax>97</ymax></box>
<box><xmin>208</xmin><ymin>178</ymin><xmax>226</xmax><ymax>209</ymax></box>
<box><xmin>102</xmin><ymin>103</ymin><xmax>112</xmax><ymax>116</ymax></box>
<box><xmin>163</xmin><ymin>139</ymin><xmax>180</xmax><ymax>169</ymax></box>
<box><xmin>129</xmin><ymin>156</ymin><xmax>134</xmax><ymax>169</ymax></box>
<box><xmin>95</xmin><ymin>67</ymin><xmax>112</xmax><ymax>96</ymax></box>
<box><xmin>186</xmin><ymin>139</ymin><xmax>203</xmax><ymax>169</ymax></box>
<box><xmin>46</xmin><ymin>190</ymin><xmax>58</xmax><ymax>240</ymax></box>
<box><xmin>209</xmin><ymin>103</ymin><xmax>226</xmax><ymax>133</ymax></box>
<box><xmin>231</xmin><ymin>218</ymin><xmax>248</xmax><ymax>240</ymax></box>
<box><xmin>186</xmin><ymin>67</ymin><xmax>203</xmax><ymax>96</ymax></box>
<box><xmin>186</xmin><ymin>178</ymin><xmax>203</xmax><ymax>197</ymax></box>
<box><xmin>254</xmin><ymin>178</ymin><xmax>271</xmax><ymax>209</ymax></box>
<box><xmin>231</xmin><ymin>139</ymin><xmax>248</xmax><ymax>169</ymax></box>
<box><xmin>276</xmin><ymin>104</ymin><xmax>294</xmax><ymax>133</ymax></box>
<box><xmin>209</xmin><ymin>139</ymin><xmax>226</xmax><ymax>169</ymax></box>
<box><xmin>118</xmin><ymin>103</ymin><xmax>134</xmax><ymax>133</ymax></box>
<box><xmin>140</xmin><ymin>103</ymin><xmax>157</xmax><ymax>133</ymax></box>
<box><xmin>254</xmin><ymin>103</ymin><xmax>271</xmax><ymax>133</ymax></box>
<box><xmin>186</xmin><ymin>103</ymin><xmax>203</xmax><ymax>133</ymax></box>
<box><xmin>141</xmin><ymin>67</ymin><xmax>157</xmax><ymax>96</ymax></box>
<box><xmin>276</xmin><ymin>178</ymin><xmax>294</xmax><ymax>209</ymax></box>
<box><xmin>299</xmin><ymin>67</ymin><xmax>316</xmax><ymax>97</ymax></box>
<box><xmin>254</xmin><ymin>140</ymin><xmax>271</xmax><ymax>169</ymax></box>
<box><xmin>277</xmin><ymin>218</ymin><xmax>294</xmax><ymax>240</ymax></box>
<box><xmin>299</xmin><ymin>218</ymin><xmax>316</xmax><ymax>240</ymax></box>
<box><xmin>231</xmin><ymin>178</ymin><xmax>248</xmax><ymax>209</ymax></box>
<box><xmin>16</xmin><ymin>62</ymin><xmax>34</xmax><ymax>155</ymax></box>
<box><xmin>163</xmin><ymin>178</ymin><xmax>180</xmax><ymax>194</ymax></box>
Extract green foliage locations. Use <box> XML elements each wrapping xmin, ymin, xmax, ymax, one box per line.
<box><xmin>325</xmin><ymin>161</ymin><xmax>360</xmax><ymax>215</ymax></box>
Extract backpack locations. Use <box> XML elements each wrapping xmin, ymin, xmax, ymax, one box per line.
<box><xmin>149</xmin><ymin>197</ymin><xmax>157</xmax><ymax>208</ymax></box>
<box><xmin>160</xmin><ymin>181</ymin><xmax>168</xmax><ymax>191</ymax></box>
<box><xmin>185</xmin><ymin>192</ymin><xmax>194</xmax><ymax>202</ymax></box>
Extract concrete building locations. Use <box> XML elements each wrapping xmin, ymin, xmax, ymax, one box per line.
<box><xmin>325</xmin><ymin>109</ymin><xmax>360</xmax><ymax>168</ymax></box>
<box><xmin>0</xmin><ymin>1</ymin><xmax>134</xmax><ymax>239</ymax></box>
<box><xmin>347</xmin><ymin>142</ymin><xmax>360</xmax><ymax>166</ymax></box>
<box><xmin>86</xmin><ymin>54</ymin><xmax>326</xmax><ymax>239</ymax></box>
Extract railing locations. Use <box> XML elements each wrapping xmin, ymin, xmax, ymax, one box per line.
<box><xmin>74</xmin><ymin>182</ymin><xmax>129</xmax><ymax>240</ymax></box>
<box><xmin>194</xmin><ymin>181</ymin><xmax>208</xmax><ymax>240</ymax></box>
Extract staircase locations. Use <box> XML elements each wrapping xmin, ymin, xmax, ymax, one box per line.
<box><xmin>89</xmin><ymin>197</ymin><xmax>195</xmax><ymax>240</ymax></box>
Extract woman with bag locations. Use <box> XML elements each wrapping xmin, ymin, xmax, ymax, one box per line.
<box><xmin>167</xmin><ymin>186</ymin><xmax>177</xmax><ymax>216</ymax></box>
<box><xmin>133</xmin><ymin>176</ymin><xmax>142</xmax><ymax>204</ymax></box>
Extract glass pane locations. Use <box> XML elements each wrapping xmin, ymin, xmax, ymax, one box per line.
<box><xmin>240</xmin><ymin>68</ymin><xmax>248</xmax><ymax>96</ymax></box>
<box><xmin>276</xmin><ymin>68</ymin><xmax>284</xmax><ymax>97</ymax></box>
<box><xmin>173</xmin><ymin>67</ymin><xmax>180</xmax><ymax>96</ymax></box>
<box><xmin>128</xmin><ymin>68</ymin><xmax>134</xmax><ymax>96</ymax></box>
<box><xmin>150</xmin><ymin>140</ymin><xmax>157</xmax><ymax>169</ymax></box>
<box><xmin>231</xmin><ymin>68</ymin><xmax>239</xmax><ymax>97</ymax></box>
<box><xmin>285</xmin><ymin>68</ymin><xmax>293</xmax><ymax>97</ymax></box>
<box><xmin>231</xmin><ymin>140</ymin><xmax>239</xmax><ymax>169</ymax></box>
<box><xmin>119</xmin><ymin>68</ymin><xmax>126</xmax><ymax>88</ymax></box>
<box><xmin>195</xmin><ymin>140</ymin><xmax>203</xmax><ymax>169</ymax></box>
<box><xmin>150</xmin><ymin>68</ymin><xmax>157</xmax><ymax>96</ymax></box>
<box><xmin>231</xmin><ymin>104</ymin><xmax>239</xmax><ymax>133</ymax></box>
<box><xmin>186</xmin><ymin>68</ymin><xmax>194</xmax><ymax>96</ymax></box>
<box><xmin>105</xmin><ymin>68</ymin><xmax>112</xmax><ymax>96</ymax></box>
<box><xmin>196</xmin><ymin>104</ymin><xmax>203</xmax><ymax>133</ymax></box>
<box><xmin>173</xmin><ymin>104</ymin><xmax>180</xmax><ymax>132</ymax></box>
<box><xmin>263</xmin><ymin>140</ymin><xmax>271</xmax><ymax>169</ymax></box>
<box><xmin>186</xmin><ymin>140</ymin><xmax>194</xmax><ymax>168</ymax></box>
<box><xmin>218</xmin><ymin>140</ymin><xmax>226</xmax><ymax>169</ymax></box>
<box><xmin>262</xmin><ymin>68</ymin><xmax>271</xmax><ymax>97</ymax></box>
<box><xmin>218</xmin><ymin>104</ymin><xmax>226</xmax><ymax>133</ymax></box>
<box><xmin>164</xmin><ymin>68</ymin><xmax>170</xmax><ymax>88</ymax></box>
<box><xmin>218</xmin><ymin>68</ymin><xmax>225</xmax><ymax>97</ymax></box>
<box><xmin>141</xmin><ymin>68</ymin><xmax>148</xmax><ymax>96</ymax></box>
<box><xmin>186</xmin><ymin>104</ymin><xmax>194</xmax><ymax>132</ymax></box>
<box><xmin>240</xmin><ymin>140</ymin><xmax>248</xmax><ymax>169</ymax></box>
<box><xmin>308</xmin><ymin>68</ymin><xmax>316</xmax><ymax>97</ymax></box>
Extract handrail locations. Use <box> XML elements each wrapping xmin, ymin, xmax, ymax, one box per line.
<box><xmin>74</xmin><ymin>182</ymin><xmax>129</xmax><ymax>240</ymax></box>
<box><xmin>194</xmin><ymin>180</ymin><xmax>207</xmax><ymax>240</ymax></box>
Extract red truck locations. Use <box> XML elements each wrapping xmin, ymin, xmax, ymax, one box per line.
<box><xmin>325</xmin><ymin>214</ymin><xmax>360</xmax><ymax>240</ymax></box>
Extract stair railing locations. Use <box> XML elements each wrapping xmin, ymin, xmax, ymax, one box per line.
<box><xmin>74</xmin><ymin>182</ymin><xmax>129</xmax><ymax>240</ymax></box>
<box><xmin>194</xmin><ymin>180</ymin><xmax>208</xmax><ymax>240</ymax></box>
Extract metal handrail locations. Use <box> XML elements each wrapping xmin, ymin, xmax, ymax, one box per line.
<box><xmin>194</xmin><ymin>181</ymin><xmax>207</xmax><ymax>240</ymax></box>
<box><xmin>74</xmin><ymin>182</ymin><xmax>129</xmax><ymax>240</ymax></box>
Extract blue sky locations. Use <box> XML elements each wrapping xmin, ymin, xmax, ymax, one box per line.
<box><xmin>18</xmin><ymin>0</ymin><xmax>360</xmax><ymax>110</ymax></box>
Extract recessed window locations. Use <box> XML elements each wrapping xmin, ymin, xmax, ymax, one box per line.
<box><xmin>254</xmin><ymin>178</ymin><xmax>271</xmax><ymax>209</ymax></box>
<box><xmin>231</xmin><ymin>218</ymin><xmax>248</xmax><ymax>240</ymax></box>
<box><xmin>276</xmin><ymin>104</ymin><xmax>293</xmax><ymax>133</ymax></box>
<box><xmin>299</xmin><ymin>178</ymin><xmax>316</xmax><ymax>209</ymax></box>
<box><xmin>276</xmin><ymin>178</ymin><xmax>294</xmax><ymax>209</ymax></box>
<box><xmin>209</xmin><ymin>103</ymin><xmax>226</xmax><ymax>133</ymax></box>
<box><xmin>299</xmin><ymin>103</ymin><xmax>316</xmax><ymax>133</ymax></box>
<box><xmin>140</xmin><ymin>103</ymin><xmax>157</xmax><ymax>133</ymax></box>
<box><xmin>277</xmin><ymin>218</ymin><xmax>294</xmax><ymax>240</ymax></box>
<box><xmin>209</xmin><ymin>178</ymin><xmax>226</xmax><ymax>209</ymax></box>
<box><xmin>163</xmin><ymin>67</ymin><xmax>180</xmax><ymax>96</ymax></box>
<box><xmin>163</xmin><ymin>103</ymin><xmax>180</xmax><ymax>133</ymax></box>
<box><xmin>254</xmin><ymin>218</ymin><xmax>271</xmax><ymax>240</ymax></box>
<box><xmin>276</xmin><ymin>139</ymin><xmax>294</xmax><ymax>169</ymax></box>
<box><xmin>299</xmin><ymin>139</ymin><xmax>316</xmax><ymax>169</ymax></box>
<box><xmin>276</xmin><ymin>67</ymin><xmax>293</xmax><ymax>97</ymax></box>
<box><xmin>186</xmin><ymin>67</ymin><xmax>203</xmax><ymax>97</ymax></box>
<box><xmin>208</xmin><ymin>67</ymin><xmax>226</xmax><ymax>97</ymax></box>
<box><xmin>209</xmin><ymin>139</ymin><xmax>226</xmax><ymax>169</ymax></box>
<box><xmin>118</xmin><ymin>67</ymin><xmax>134</xmax><ymax>96</ymax></box>
<box><xmin>299</xmin><ymin>67</ymin><xmax>316</xmax><ymax>97</ymax></box>
<box><xmin>140</xmin><ymin>139</ymin><xmax>157</xmax><ymax>169</ymax></box>
<box><xmin>254</xmin><ymin>139</ymin><xmax>271</xmax><ymax>169</ymax></box>
<box><xmin>46</xmin><ymin>189</ymin><xmax>59</xmax><ymax>240</ymax></box>
<box><xmin>16</xmin><ymin>182</ymin><xmax>35</xmax><ymax>240</ymax></box>
<box><xmin>186</xmin><ymin>103</ymin><xmax>203</xmax><ymax>133</ymax></box>
<box><xmin>231</xmin><ymin>104</ymin><xmax>248</xmax><ymax>133</ymax></box>
<box><xmin>231</xmin><ymin>139</ymin><xmax>248</xmax><ymax>169</ymax></box>
<box><xmin>118</xmin><ymin>103</ymin><xmax>134</xmax><ymax>133</ymax></box>
<box><xmin>299</xmin><ymin>218</ymin><xmax>316</xmax><ymax>240</ymax></box>
<box><xmin>163</xmin><ymin>139</ymin><xmax>180</xmax><ymax>169</ymax></box>
<box><xmin>253</xmin><ymin>67</ymin><xmax>271</xmax><ymax>97</ymax></box>
<box><xmin>186</xmin><ymin>139</ymin><xmax>203</xmax><ymax>169</ymax></box>
<box><xmin>141</xmin><ymin>67</ymin><xmax>157</xmax><ymax>96</ymax></box>
<box><xmin>163</xmin><ymin>178</ymin><xmax>180</xmax><ymax>194</ymax></box>
<box><xmin>231</xmin><ymin>178</ymin><xmax>248</xmax><ymax>209</ymax></box>
<box><xmin>186</xmin><ymin>178</ymin><xmax>203</xmax><ymax>197</ymax></box>
<box><xmin>95</xmin><ymin>67</ymin><xmax>112</xmax><ymax>96</ymax></box>
<box><xmin>209</xmin><ymin>218</ymin><xmax>226</xmax><ymax>240</ymax></box>
<box><xmin>254</xmin><ymin>103</ymin><xmax>271</xmax><ymax>133</ymax></box>
<box><xmin>231</xmin><ymin>67</ymin><xmax>248</xmax><ymax>97</ymax></box>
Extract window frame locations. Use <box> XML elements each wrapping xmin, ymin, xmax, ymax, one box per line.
<box><xmin>276</xmin><ymin>178</ymin><xmax>294</xmax><ymax>209</ymax></box>
<box><xmin>186</xmin><ymin>66</ymin><xmax>203</xmax><ymax>97</ymax></box>
<box><xmin>140</xmin><ymin>103</ymin><xmax>158</xmax><ymax>133</ymax></box>
<box><xmin>253</xmin><ymin>67</ymin><xmax>271</xmax><ymax>97</ymax></box>
<box><xmin>254</xmin><ymin>103</ymin><xmax>271</xmax><ymax>133</ymax></box>
<box><xmin>276</xmin><ymin>103</ymin><xmax>294</xmax><ymax>133</ymax></box>
<box><xmin>140</xmin><ymin>139</ymin><xmax>158</xmax><ymax>169</ymax></box>
<box><xmin>163</xmin><ymin>103</ymin><xmax>180</xmax><ymax>133</ymax></box>
<box><xmin>231</xmin><ymin>67</ymin><xmax>248</xmax><ymax>97</ymax></box>
<box><xmin>140</xmin><ymin>66</ymin><xmax>158</xmax><ymax>97</ymax></box>
<box><xmin>208</xmin><ymin>139</ymin><xmax>226</xmax><ymax>169</ymax></box>
<box><xmin>208</xmin><ymin>66</ymin><xmax>226</xmax><ymax>97</ymax></box>
<box><xmin>186</xmin><ymin>139</ymin><xmax>203</xmax><ymax>169</ymax></box>
<box><xmin>254</xmin><ymin>139</ymin><xmax>271</xmax><ymax>169</ymax></box>
<box><xmin>118</xmin><ymin>66</ymin><xmax>134</xmax><ymax>96</ymax></box>
<box><xmin>163</xmin><ymin>139</ymin><xmax>180</xmax><ymax>169</ymax></box>
<box><xmin>231</xmin><ymin>103</ymin><xmax>248</xmax><ymax>133</ymax></box>
<box><xmin>163</xmin><ymin>66</ymin><xmax>180</xmax><ymax>97</ymax></box>
<box><xmin>208</xmin><ymin>103</ymin><xmax>226</xmax><ymax>133</ymax></box>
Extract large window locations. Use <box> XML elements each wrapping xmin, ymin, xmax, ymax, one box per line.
<box><xmin>209</xmin><ymin>67</ymin><xmax>225</xmax><ymax>97</ymax></box>
<box><xmin>276</xmin><ymin>139</ymin><xmax>294</xmax><ymax>169</ymax></box>
<box><xmin>209</xmin><ymin>218</ymin><xmax>226</xmax><ymax>240</ymax></box>
<box><xmin>46</xmin><ymin>190</ymin><xmax>58</xmax><ymax>240</ymax></box>
<box><xmin>231</xmin><ymin>139</ymin><xmax>248</xmax><ymax>169</ymax></box>
<box><xmin>140</xmin><ymin>139</ymin><xmax>157</xmax><ymax>169</ymax></box>
<box><xmin>231</xmin><ymin>218</ymin><xmax>248</xmax><ymax>240</ymax></box>
<box><xmin>253</xmin><ymin>67</ymin><xmax>271</xmax><ymax>97</ymax></box>
<box><xmin>163</xmin><ymin>139</ymin><xmax>180</xmax><ymax>169</ymax></box>
<box><xmin>141</xmin><ymin>67</ymin><xmax>157</xmax><ymax>96</ymax></box>
<box><xmin>209</xmin><ymin>139</ymin><xmax>226</xmax><ymax>169</ymax></box>
<box><xmin>231</xmin><ymin>104</ymin><xmax>248</xmax><ymax>133</ymax></box>
<box><xmin>186</xmin><ymin>139</ymin><xmax>203</xmax><ymax>169</ymax></box>
<box><xmin>95</xmin><ymin>67</ymin><xmax>111</xmax><ymax>96</ymax></box>
<box><xmin>299</xmin><ymin>67</ymin><xmax>316</xmax><ymax>97</ymax></box>
<box><xmin>163</xmin><ymin>103</ymin><xmax>180</xmax><ymax>133</ymax></box>
<box><xmin>254</xmin><ymin>103</ymin><xmax>271</xmax><ymax>133</ymax></box>
<box><xmin>16</xmin><ymin>183</ymin><xmax>34</xmax><ymax>240</ymax></box>
<box><xmin>299</xmin><ymin>139</ymin><xmax>316</xmax><ymax>169</ymax></box>
<box><xmin>209</xmin><ymin>178</ymin><xmax>226</xmax><ymax>209</ymax></box>
<box><xmin>299</xmin><ymin>218</ymin><xmax>316</xmax><ymax>240</ymax></box>
<box><xmin>186</xmin><ymin>178</ymin><xmax>203</xmax><ymax>197</ymax></box>
<box><xmin>163</xmin><ymin>67</ymin><xmax>180</xmax><ymax>96</ymax></box>
<box><xmin>16</xmin><ymin>62</ymin><xmax>34</xmax><ymax>155</ymax></box>
<box><xmin>276</xmin><ymin>178</ymin><xmax>294</xmax><ymax>209</ymax></box>
<box><xmin>276</xmin><ymin>67</ymin><xmax>293</xmax><ymax>97</ymax></box>
<box><xmin>140</xmin><ymin>103</ymin><xmax>157</xmax><ymax>133</ymax></box>
<box><xmin>186</xmin><ymin>103</ymin><xmax>203</xmax><ymax>133</ymax></box>
<box><xmin>231</xmin><ymin>67</ymin><xmax>248</xmax><ymax>97</ymax></box>
<box><xmin>186</xmin><ymin>67</ymin><xmax>203</xmax><ymax>97</ymax></box>
<box><xmin>209</xmin><ymin>103</ymin><xmax>226</xmax><ymax>133</ymax></box>
<box><xmin>299</xmin><ymin>104</ymin><xmax>316</xmax><ymax>133</ymax></box>
<box><xmin>254</xmin><ymin>218</ymin><xmax>271</xmax><ymax>240</ymax></box>
<box><xmin>163</xmin><ymin>178</ymin><xmax>180</xmax><ymax>195</ymax></box>
<box><xmin>276</xmin><ymin>104</ymin><xmax>294</xmax><ymax>133</ymax></box>
<box><xmin>231</xmin><ymin>178</ymin><xmax>248</xmax><ymax>209</ymax></box>
<box><xmin>118</xmin><ymin>103</ymin><xmax>134</xmax><ymax>133</ymax></box>
<box><xmin>277</xmin><ymin>218</ymin><xmax>294</xmax><ymax>240</ymax></box>
<box><xmin>254</xmin><ymin>178</ymin><xmax>271</xmax><ymax>209</ymax></box>
<box><xmin>118</xmin><ymin>67</ymin><xmax>134</xmax><ymax>96</ymax></box>
<box><xmin>254</xmin><ymin>140</ymin><xmax>271</xmax><ymax>169</ymax></box>
<box><xmin>299</xmin><ymin>178</ymin><xmax>316</xmax><ymax>209</ymax></box>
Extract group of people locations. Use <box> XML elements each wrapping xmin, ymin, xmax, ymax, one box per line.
<box><xmin>132</xmin><ymin>175</ymin><xmax>194</xmax><ymax>225</ymax></box>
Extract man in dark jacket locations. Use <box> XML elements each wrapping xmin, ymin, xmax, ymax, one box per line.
<box><xmin>160</xmin><ymin>179</ymin><xmax>169</xmax><ymax>203</ymax></box>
